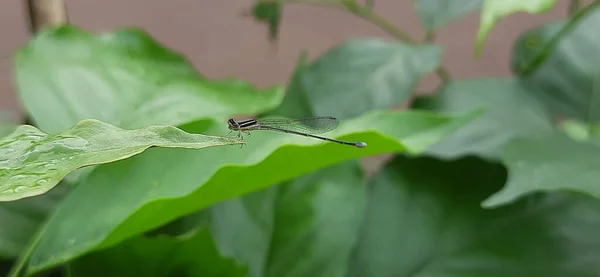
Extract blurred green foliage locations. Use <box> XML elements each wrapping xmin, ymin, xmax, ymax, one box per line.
<box><xmin>2</xmin><ymin>0</ymin><xmax>600</xmax><ymax>276</ymax></box>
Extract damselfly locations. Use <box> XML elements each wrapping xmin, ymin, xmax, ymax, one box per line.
<box><xmin>227</xmin><ymin>116</ymin><xmax>367</xmax><ymax>148</ymax></box>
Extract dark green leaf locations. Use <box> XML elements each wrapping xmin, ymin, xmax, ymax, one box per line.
<box><xmin>413</xmin><ymin>0</ymin><xmax>483</xmax><ymax>30</ymax></box>
<box><xmin>287</xmin><ymin>38</ymin><xmax>441</xmax><ymax>119</ymax></box>
<box><xmin>24</xmin><ymin>108</ymin><xmax>480</xmax><ymax>275</ymax></box>
<box><xmin>212</xmin><ymin>161</ymin><xmax>366</xmax><ymax>277</ymax></box>
<box><xmin>413</xmin><ymin>78</ymin><xmax>554</xmax><ymax>159</ymax></box>
<box><xmin>483</xmin><ymin>134</ymin><xmax>600</xmax><ymax>207</ymax></box>
<box><xmin>15</xmin><ymin>26</ymin><xmax>284</xmax><ymax>134</ymax></box>
<box><xmin>475</xmin><ymin>0</ymin><xmax>558</xmax><ymax>57</ymax></box>
<box><xmin>0</xmin><ymin>119</ymin><xmax>242</xmax><ymax>201</ymax></box>
<box><xmin>70</xmin><ymin>227</ymin><xmax>247</xmax><ymax>277</ymax></box>
<box><xmin>512</xmin><ymin>6</ymin><xmax>600</xmax><ymax>122</ymax></box>
<box><xmin>0</xmin><ymin>185</ymin><xmax>68</xmax><ymax>258</ymax></box>
<box><xmin>349</xmin><ymin>155</ymin><xmax>600</xmax><ymax>277</ymax></box>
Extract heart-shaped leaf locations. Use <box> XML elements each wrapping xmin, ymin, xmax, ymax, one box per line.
<box><xmin>15</xmin><ymin>26</ymin><xmax>284</xmax><ymax>134</ymax></box>
<box><xmin>349</xmin><ymin>155</ymin><xmax>600</xmax><ymax>276</ymax></box>
<box><xmin>413</xmin><ymin>78</ymin><xmax>555</xmax><ymax>159</ymax></box>
<box><xmin>413</xmin><ymin>0</ymin><xmax>483</xmax><ymax>30</ymax></box>
<box><xmin>273</xmin><ymin>39</ymin><xmax>441</xmax><ymax>120</ymax></box>
<box><xmin>22</xmin><ymin>108</ymin><xmax>480</xmax><ymax>275</ymax></box>
<box><xmin>0</xmin><ymin>119</ymin><xmax>242</xmax><ymax>201</ymax></box>
<box><xmin>483</xmin><ymin>134</ymin><xmax>600</xmax><ymax>207</ymax></box>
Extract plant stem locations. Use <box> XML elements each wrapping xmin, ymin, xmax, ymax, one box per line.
<box><xmin>520</xmin><ymin>0</ymin><xmax>600</xmax><ymax>76</ymax></box>
<box><xmin>569</xmin><ymin>0</ymin><xmax>582</xmax><ymax>14</ymax></box>
<box><xmin>26</xmin><ymin>0</ymin><xmax>69</xmax><ymax>33</ymax></box>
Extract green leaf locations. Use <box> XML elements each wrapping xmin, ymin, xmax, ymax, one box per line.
<box><xmin>475</xmin><ymin>0</ymin><xmax>557</xmax><ymax>58</ymax></box>
<box><xmin>0</xmin><ymin>185</ymin><xmax>68</xmax><ymax>258</ymax></box>
<box><xmin>413</xmin><ymin>0</ymin><xmax>483</xmax><ymax>30</ymax></box>
<box><xmin>558</xmin><ymin>119</ymin><xmax>593</xmax><ymax>141</ymax></box>
<box><xmin>250</xmin><ymin>0</ymin><xmax>282</xmax><ymax>41</ymax></box>
<box><xmin>23</xmin><ymin>108</ymin><xmax>480</xmax><ymax>275</ymax></box>
<box><xmin>0</xmin><ymin>119</ymin><xmax>242</xmax><ymax>202</ymax></box>
<box><xmin>70</xmin><ymin>227</ymin><xmax>247</xmax><ymax>277</ymax></box>
<box><xmin>15</xmin><ymin>25</ymin><xmax>284</xmax><ymax>134</ymax></box>
<box><xmin>483</xmin><ymin>134</ymin><xmax>600</xmax><ymax>207</ymax></box>
<box><xmin>413</xmin><ymin>78</ymin><xmax>554</xmax><ymax>159</ymax></box>
<box><xmin>511</xmin><ymin>6</ymin><xmax>600</xmax><ymax>122</ymax></box>
<box><xmin>349</xmin><ymin>155</ymin><xmax>600</xmax><ymax>276</ymax></box>
<box><xmin>286</xmin><ymin>38</ymin><xmax>442</xmax><ymax>119</ymax></box>
<box><xmin>212</xmin><ymin>161</ymin><xmax>366</xmax><ymax>277</ymax></box>
<box><xmin>267</xmin><ymin>52</ymin><xmax>312</xmax><ymax>118</ymax></box>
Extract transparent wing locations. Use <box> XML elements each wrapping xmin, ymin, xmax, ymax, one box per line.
<box><xmin>256</xmin><ymin>116</ymin><xmax>340</xmax><ymax>135</ymax></box>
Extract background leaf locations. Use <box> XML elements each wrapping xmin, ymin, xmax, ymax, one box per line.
<box><xmin>250</xmin><ymin>0</ymin><xmax>282</xmax><ymax>41</ymax></box>
<box><xmin>512</xmin><ymin>6</ymin><xmax>600</xmax><ymax>122</ymax></box>
<box><xmin>212</xmin><ymin>161</ymin><xmax>366</xmax><ymax>277</ymax></box>
<box><xmin>24</xmin><ymin>109</ymin><xmax>480</xmax><ymax>275</ymax></box>
<box><xmin>0</xmin><ymin>119</ymin><xmax>242</xmax><ymax>201</ymax></box>
<box><xmin>15</xmin><ymin>26</ymin><xmax>284</xmax><ymax>134</ymax></box>
<box><xmin>413</xmin><ymin>78</ymin><xmax>555</xmax><ymax>159</ymax></box>
<box><xmin>483</xmin><ymin>134</ymin><xmax>600</xmax><ymax>207</ymax></box>
<box><xmin>475</xmin><ymin>0</ymin><xmax>558</xmax><ymax>57</ymax></box>
<box><xmin>412</xmin><ymin>0</ymin><xmax>483</xmax><ymax>30</ymax></box>
<box><xmin>70</xmin><ymin>226</ymin><xmax>247</xmax><ymax>277</ymax></box>
<box><xmin>349</xmin><ymin>155</ymin><xmax>600</xmax><ymax>277</ymax></box>
<box><xmin>289</xmin><ymin>38</ymin><xmax>441</xmax><ymax>119</ymax></box>
<box><xmin>0</xmin><ymin>185</ymin><xmax>68</xmax><ymax>258</ymax></box>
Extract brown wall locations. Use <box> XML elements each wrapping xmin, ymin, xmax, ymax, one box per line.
<box><xmin>0</xmin><ymin>0</ymin><xmax>580</xmax><ymax>123</ymax></box>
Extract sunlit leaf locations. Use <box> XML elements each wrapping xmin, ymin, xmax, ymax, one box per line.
<box><xmin>23</xmin><ymin>108</ymin><xmax>481</xmax><ymax>275</ymax></box>
<box><xmin>475</xmin><ymin>0</ymin><xmax>558</xmax><ymax>57</ymax></box>
<box><xmin>349</xmin><ymin>155</ymin><xmax>600</xmax><ymax>276</ymax></box>
<box><xmin>0</xmin><ymin>119</ymin><xmax>242</xmax><ymax>201</ymax></box>
<box><xmin>15</xmin><ymin>26</ymin><xmax>284</xmax><ymax>134</ymax></box>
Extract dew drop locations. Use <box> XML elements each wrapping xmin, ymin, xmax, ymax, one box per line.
<box><xmin>35</xmin><ymin>178</ymin><xmax>50</xmax><ymax>186</ymax></box>
<box><xmin>14</xmin><ymin>185</ymin><xmax>29</xmax><ymax>193</ymax></box>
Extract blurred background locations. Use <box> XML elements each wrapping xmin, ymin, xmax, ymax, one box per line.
<box><xmin>0</xmin><ymin>0</ymin><xmax>577</xmax><ymax>123</ymax></box>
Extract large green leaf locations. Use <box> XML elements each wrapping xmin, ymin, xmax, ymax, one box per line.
<box><xmin>413</xmin><ymin>0</ymin><xmax>483</xmax><ymax>30</ymax></box>
<box><xmin>512</xmin><ymin>6</ymin><xmax>600</xmax><ymax>122</ymax></box>
<box><xmin>69</xmin><ymin>226</ymin><xmax>247</xmax><ymax>277</ymax></box>
<box><xmin>349</xmin><ymin>155</ymin><xmax>600</xmax><ymax>277</ymax></box>
<box><xmin>212</xmin><ymin>161</ymin><xmax>366</xmax><ymax>277</ymax></box>
<box><xmin>413</xmin><ymin>78</ymin><xmax>555</xmax><ymax>159</ymax></box>
<box><xmin>281</xmin><ymin>38</ymin><xmax>441</xmax><ymax>120</ymax></box>
<box><xmin>475</xmin><ymin>0</ymin><xmax>558</xmax><ymax>57</ymax></box>
<box><xmin>483</xmin><ymin>134</ymin><xmax>600</xmax><ymax>207</ymax></box>
<box><xmin>0</xmin><ymin>185</ymin><xmax>67</xmax><ymax>258</ymax></box>
<box><xmin>22</xmin><ymin>108</ymin><xmax>480</xmax><ymax>275</ymax></box>
<box><xmin>15</xmin><ymin>26</ymin><xmax>284</xmax><ymax>134</ymax></box>
<box><xmin>0</xmin><ymin>119</ymin><xmax>242</xmax><ymax>201</ymax></box>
